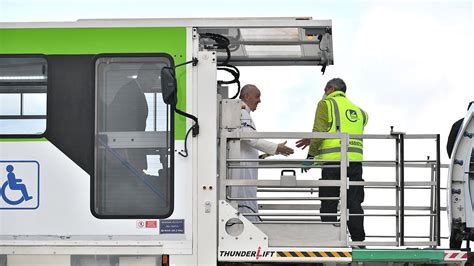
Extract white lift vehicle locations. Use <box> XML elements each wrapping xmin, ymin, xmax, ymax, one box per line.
<box><xmin>0</xmin><ymin>17</ymin><xmax>471</xmax><ymax>265</ymax></box>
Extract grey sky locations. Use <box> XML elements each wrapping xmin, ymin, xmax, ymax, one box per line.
<box><xmin>1</xmin><ymin>0</ymin><xmax>472</xmax><ymax>164</ymax></box>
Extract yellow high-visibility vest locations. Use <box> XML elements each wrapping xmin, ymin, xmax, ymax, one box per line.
<box><xmin>318</xmin><ymin>91</ymin><xmax>368</xmax><ymax>161</ymax></box>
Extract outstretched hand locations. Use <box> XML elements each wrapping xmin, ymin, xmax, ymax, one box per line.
<box><xmin>296</xmin><ymin>138</ymin><xmax>310</xmax><ymax>150</ymax></box>
<box><xmin>301</xmin><ymin>155</ymin><xmax>314</xmax><ymax>173</ymax></box>
<box><xmin>276</xmin><ymin>141</ymin><xmax>294</xmax><ymax>156</ymax></box>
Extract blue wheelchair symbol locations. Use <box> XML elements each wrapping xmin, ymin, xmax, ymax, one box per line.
<box><xmin>1</xmin><ymin>165</ymin><xmax>33</xmax><ymax>205</ymax></box>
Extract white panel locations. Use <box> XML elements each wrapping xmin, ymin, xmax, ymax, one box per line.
<box><xmin>119</xmin><ymin>256</ymin><xmax>156</xmax><ymax>266</ymax></box>
<box><xmin>195</xmin><ymin>51</ymin><xmax>218</xmax><ymax>265</ymax></box>
<box><xmin>240</xmin><ymin>28</ymin><xmax>299</xmax><ymax>41</ymax></box>
<box><xmin>7</xmin><ymin>255</ymin><xmax>70</xmax><ymax>266</ymax></box>
<box><xmin>0</xmin><ymin>18</ymin><xmax>332</xmax><ymax>29</ymax></box>
<box><xmin>0</xmin><ymin>140</ymin><xmax>191</xmax><ymax>254</ymax></box>
<box><xmin>245</xmin><ymin>45</ymin><xmax>302</xmax><ymax>57</ymax></box>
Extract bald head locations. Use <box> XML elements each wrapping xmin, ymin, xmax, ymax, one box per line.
<box><xmin>240</xmin><ymin>84</ymin><xmax>261</xmax><ymax>111</ymax></box>
<box><xmin>239</xmin><ymin>84</ymin><xmax>257</xmax><ymax>99</ymax></box>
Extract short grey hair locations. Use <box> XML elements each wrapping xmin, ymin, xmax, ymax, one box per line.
<box><xmin>325</xmin><ymin>78</ymin><xmax>346</xmax><ymax>93</ymax></box>
<box><xmin>239</xmin><ymin>84</ymin><xmax>257</xmax><ymax>100</ymax></box>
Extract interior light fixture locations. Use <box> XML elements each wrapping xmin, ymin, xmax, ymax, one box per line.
<box><xmin>0</xmin><ymin>76</ymin><xmax>47</xmax><ymax>80</ymax></box>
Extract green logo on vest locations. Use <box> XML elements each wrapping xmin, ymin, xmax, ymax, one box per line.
<box><xmin>346</xmin><ymin>109</ymin><xmax>358</xmax><ymax>122</ymax></box>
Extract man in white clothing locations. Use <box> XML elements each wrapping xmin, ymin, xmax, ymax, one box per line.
<box><xmin>230</xmin><ymin>84</ymin><xmax>294</xmax><ymax>221</ymax></box>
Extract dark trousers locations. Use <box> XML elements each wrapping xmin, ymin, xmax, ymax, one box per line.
<box><xmin>320</xmin><ymin>162</ymin><xmax>365</xmax><ymax>241</ymax></box>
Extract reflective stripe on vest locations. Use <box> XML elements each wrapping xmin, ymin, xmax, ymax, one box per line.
<box><xmin>328</xmin><ymin>98</ymin><xmax>341</xmax><ymax>131</ymax></box>
<box><xmin>319</xmin><ymin>91</ymin><xmax>366</xmax><ymax>161</ymax></box>
<box><xmin>319</xmin><ymin>147</ymin><xmax>364</xmax><ymax>155</ymax></box>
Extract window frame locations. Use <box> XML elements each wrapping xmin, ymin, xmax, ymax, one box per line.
<box><xmin>0</xmin><ymin>54</ymin><xmax>49</xmax><ymax>138</ymax></box>
<box><xmin>92</xmin><ymin>53</ymin><xmax>175</xmax><ymax>219</ymax></box>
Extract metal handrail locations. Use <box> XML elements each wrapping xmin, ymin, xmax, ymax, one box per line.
<box><xmin>228</xmin><ymin>196</ymin><xmax>339</xmax><ymax>201</ymax></box>
<box><xmin>220</xmin><ymin>131</ymin><xmax>444</xmax><ymax>247</ymax></box>
<box><xmin>258</xmin><ymin>203</ymin><xmax>447</xmax><ymax>211</ymax></box>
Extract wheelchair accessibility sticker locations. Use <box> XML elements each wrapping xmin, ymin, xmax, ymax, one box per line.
<box><xmin>0</xmin><ymin>161</ymin><xmax>39</xmax><ymax>209</ymax></box>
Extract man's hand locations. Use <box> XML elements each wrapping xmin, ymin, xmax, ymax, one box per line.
<box><xmin>301</xmin><ymin>154</ymin><xmax>314</xmax><ymax>173</ymax></box>
<box><xmin>296</xmin><ymin>138</ymin><xmax>310</xmax><ymax>150</ymax></box>
<box><xmin>276</xmin><ymin>141</ymin><xmax>294</xmax><ymax>156</ymax></box>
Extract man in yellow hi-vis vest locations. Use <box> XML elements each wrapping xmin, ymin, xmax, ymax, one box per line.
<box><xmin>296</xmin><ymin>78</ymin><xmax>368</xmax><ymax>243</ymax></box>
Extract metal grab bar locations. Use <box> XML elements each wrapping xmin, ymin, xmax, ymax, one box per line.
<box><xmin>224</xmin><ymin>179</ymin><xmax>343</xmax><ymax>187</ymax></box>
<box><xmin>254</xmin><ymin>220</ymin><xmax>337</xmax><ymax>224</ymax></box>
<box><xmin>258</xmin><ymin>203</ymin><xmax>447</xmax><ymax>211</ymax></box>
<box><xmin>227</xmin><ymin>161</ymin><xmax>439</xmax><ymax>168</ymax></box>
<box><xmin>242</xmin><ymin>213</ymin><xmax>437</xmax><ymax>217</ymax></box>
<box><xmin>243</xmin><ymin>213</ymin><xmax>341</xmax><ymax>217</ymax></box>
<box><xmin>348</xmin><ymin>214</ymin><xmax>437</xmax><ymax>217</ymax></box>
<box><xmin>227</xmin><ymin>196</ymin><xmax>340</xmax><ymax>201</ymax></box>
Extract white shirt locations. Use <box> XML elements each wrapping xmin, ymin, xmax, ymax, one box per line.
<box><xmin>240</xmin><ymin>103</ymin><xmax>278</xmax><ymax>156</ymax></box>
<box><xmin>229</xmin><ymin>103</ymin><xmax>278</xmax><ymax>220</ymax></box>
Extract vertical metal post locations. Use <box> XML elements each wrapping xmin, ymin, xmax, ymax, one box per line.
<box><xmin>153</xmin><ymin>93</ymin><xmax>157</xmax><ymax>131</ymax></box>
<box><xmin>395</xmin><ymin>136</ymin><xmax>400</xmax><ymax>246</ymax></box>
<box><xmin>195</xmin><ymin>50</ymin><xmax>218</xmax><ymax>265</ymax></box>
<box><xmin>400</xmin><ymin>133</ymin><xmax>405</xmax><ymax>246</ymax></box>
<box><xmin>429</xmin><ymin>163</ymin><xmax>435</xmax><ymax>246</ymax></box>
<box><xmin>219</xmin><ymin>133</ymin><xmax>228</xmax><ymax>202</ymax></box>
<box><xmin>20</xmin><ymin>93</ymin><xmax>24</xmax><ymax>116</ymax></box>
<box><xmin>436</xmin><ymin>134</ymin><xmax>441</xmax><ymax>246</ymax></box>
<box><xmin>339</xmin><ymin>133</ymin><xmax>349</xmax><ymax>246</ymax></box>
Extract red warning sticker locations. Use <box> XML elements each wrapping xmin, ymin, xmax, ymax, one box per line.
<box><xmin>146</xmin><ymin>220</ymin><xmax>157</xmax><ymax>228</ymax></box>
<box><xmin>137</xmin><ymin>220</ymin><xmax>157</xmax><ymax>229</ymax></box>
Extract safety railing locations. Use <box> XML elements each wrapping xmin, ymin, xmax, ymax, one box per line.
<box><xmin>218</xmin><ymin>131</ymin><xmax>443</xmax><ymax>247</ymax></box>
<box><xmin>219</xmin><ymin>131</ymin><xmax>351</xmax><ymax>247</ymax></box>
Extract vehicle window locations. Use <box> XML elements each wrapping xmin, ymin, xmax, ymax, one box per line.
<box><xmin>0</xmin><ymin>57</ymin><xmax>47</xmax><ymax>135</ymax></box>
<box><xmin>94</xmin><ymin>55</ymin><xmax>174</xmax><ymax>218</ymax></box>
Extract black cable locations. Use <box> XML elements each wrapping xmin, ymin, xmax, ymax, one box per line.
<box><xmin>318</xmin><ymin>41</ymin><xmax>329</xmax><ymax>52</ymax></box>
<box><xmin>163</xmin><ymin>59</ymin><xmax>200</xmax><ymax>158</ymax></box>
<box><xmin>217</xmin><ymin>64</ymin><xmax>241</xmax><ymax>99</ymax></box>
<box><xmin>238</xmin><ymin>205</ymin><xmax>263</xmax><ymax>222</ymax></box>
<box><xmin>173</xmin><ymin>106</ymin><xmax>199</xmax><ymax>158</ymax></box>
<box><xmin>217</xmin><ymin>67</ymin><xmax>239</xmax><ymax>87</ymax></box>
<box><xmin>217</xmin><ymin>65</ymin><xmax>240</xmax><ymax>84</ymax></box>
<box><xmin>201</xmin><ymin>33</ymin><xmax>241</xmax><ymax>98</ymax></box>
<box><xmin>177</xmin><ymin>123</ymin><xmax>197</xmax><ymax>158</ymax></box>
<box><xmin>315</xmin><ymin>34</ymin><xmax>328</xmax><ymax>75</ymax></box>
<box><xmin>200</xmin><ymin>33</ymin><xmax>231</xmax><ymax>65</ymax></box>
<box><xmin>201</xmin><ymin>33</ymin><xmax>230</xmax><ymax>48</ymax></box>
<box><xmin>169</xmin><ymin>91</ymin><xmax>199</xmax><ymax>158</ymax></box>
<box><xmin>318</xmin><ymin>34</ymin><xmax>329</xmax><ymax>52</ymax></box>
<box><xmin>175</xmin><ymin>57</ymin><xmax>199</xmax><ymax>68</ymax></box>
<box><xmin>174</xmin><ymin>106</ymin><xmax>199</xmax><ymax>137</ymax></box>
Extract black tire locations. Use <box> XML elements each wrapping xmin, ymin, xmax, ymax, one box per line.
<box><xmin>450</xmin><ymin>227</ymin><xmax>464</xmax><ymax>249</ymax></box>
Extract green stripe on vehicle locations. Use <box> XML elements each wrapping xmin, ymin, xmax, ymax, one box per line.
<box><xmin>0</xmin><ymin>138</ymin><xmax>48</xmax><ymax>142</ymax></box>
<box><xmin>352</xmin><ymin>249</ymin><xmax>444</xmax><ymax>263</ymax></box>
<box><xmin>0</xmin><ymin>27</ymin><xmax>187</xmax><ymax>139</ymax></box>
